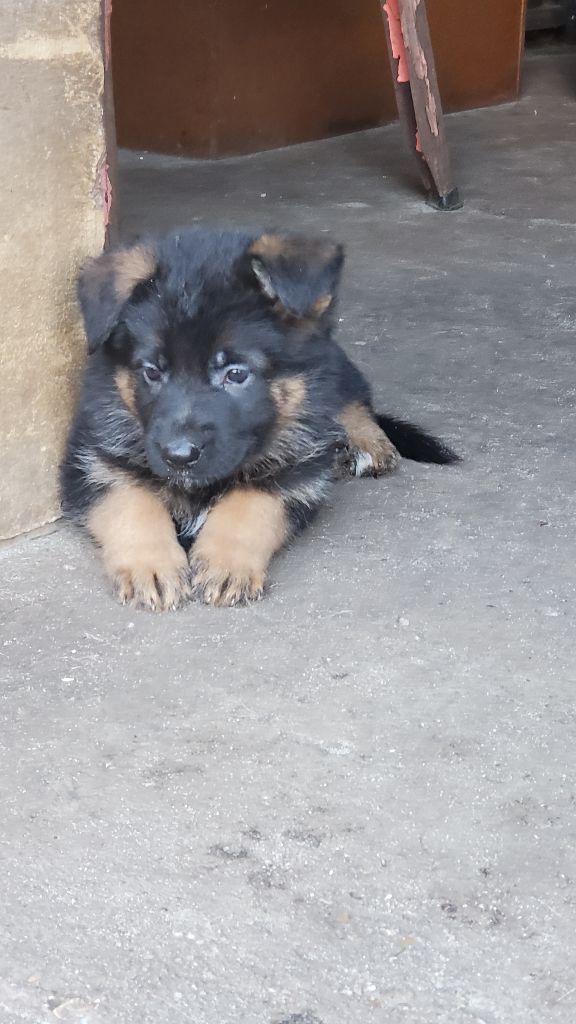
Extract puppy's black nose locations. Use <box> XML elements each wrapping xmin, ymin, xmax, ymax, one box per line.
<box><xmin>161</xmin><ymin>440</ymin><xmax>202</xmax><ymax>468</ymax></box>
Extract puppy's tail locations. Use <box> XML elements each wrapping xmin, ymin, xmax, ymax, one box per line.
<box><xmin>375</xmin><ymin>413</ymin><xmax>460</xmax><ymax>465</ymax></box>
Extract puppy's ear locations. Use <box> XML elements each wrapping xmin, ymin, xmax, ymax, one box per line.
<box><xmin>248</xmin><ymin>233</ymin><xmax>344</xmax><ymax>319</ymax></box>
<box><xmin>77</xmin><ymin>240</ymin><xmax>157</xmax><ymax>351</ymax></box>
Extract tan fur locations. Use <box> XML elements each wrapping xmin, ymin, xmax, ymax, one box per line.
<box><xmin>190</xmin><ymin>488</ymin><xmax>289</xmax><ymax>606</ymax></box>
<box><xmin>115</xmin><ymin>368</ymin><xmax>138</xmax><ymax>416</ymax></box>
<box><xmin>249</xmin><ymin>233</ymin><xmax>338</xmax><ymax>319</ymax></box>
<box><xmin>87</xmin><ymin>483</ymin><xmax>191</xmax><ymax>611</ymax></box>
<box><xmin>86</xmin><ymin>456</ymin><xmax>133</xmax><ymax>492</ymax></box>
<box><xmin>80</xmin><ymin>242</ymin><xmax>156</xmax><ymax>320</ymax></box>
<box><xmin>338</xmin><ymin>401</ymin><xmax>400</xmax><ymax>476</ymax></box>
<box><xmin>311</xmin><ymin>293</ymin><xmax>332</xmax><ymax>316</ymax></box>
<box><xmin>249</xmin><ymin>234</ymin><xmax>337</xmax><ymax>266</ymax></box>
<box><xmin>112</xmin><ymin>244</ymin><xmax>156</xmax><ymax>302</ymax></box>
<box><xmin>270</xmin><ymin>374</ymin><xmax>307</xmax><ymax>424</ymax></box>
<box><xmin>248</xmin><ymin>233</ymin><xmax>286</xmax><ymax>260</ymax></box>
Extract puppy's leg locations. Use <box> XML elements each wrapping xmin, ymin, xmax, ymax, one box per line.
<box><xmin>190</xmin><ymin>487</ymin><xmax>289</xmax><ymax>607</ymax></box>
<box><xmin>87</xmin><ymin>482</ymin><xmax>191</xmax><ymax>611</ymax></box>
<box><xmin>338</xmin><ymin>400</ymin><xmax>399</xmax><ymax>477</ymax></box>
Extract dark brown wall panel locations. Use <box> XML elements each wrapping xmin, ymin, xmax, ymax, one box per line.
<box><xmin>430</xmin><ymin>1</ymin><xmax>526</xmax><ymax>112</ymax></box>
<box><xmin>112</xmin><ymin>0</ymin><xmax>526</xmax><ymax>158</ymax></box>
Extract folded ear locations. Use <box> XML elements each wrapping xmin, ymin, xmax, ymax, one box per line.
<box><xmin>77</xmin><ymin>240</ymin><xmax>157</xmax><ymax>351</ymax></box>
<box><xmin>248</xmin><ymin>233</ymin><xmax>344</xmax><ymax>319</ymax></box>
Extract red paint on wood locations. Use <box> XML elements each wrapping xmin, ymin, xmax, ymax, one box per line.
<box><xmin>100</xmin><ymin>161</ymin><xmax>113</xmax><ymax>227</ymax></box>
<box><xmin>383</xmin><ymin>0</ymin><xmax>409</xmax><ymax>83</ymax></box>
<box><xmin>400</xmin><ymin>0</ymin><xmax>439</xmax><ymax>136</ymax></box>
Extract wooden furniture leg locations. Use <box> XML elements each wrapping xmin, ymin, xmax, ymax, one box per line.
<box><xmin>380</xmin><ymin>0</ymin><xmax>462</xmax><ymax>210</ymax></box>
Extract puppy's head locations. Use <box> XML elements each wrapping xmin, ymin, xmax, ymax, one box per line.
<box><xmin>77</xmin><ymin>228</ymin><xmax>344</xmax><ymax>487</ymax></box>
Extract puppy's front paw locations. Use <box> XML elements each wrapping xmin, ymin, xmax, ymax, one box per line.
<box><xmin>190</xmin><ymin>555</ymin><xmax>265</xmax><ymax>607</ymax></box>
<box><xmin>111</xmin><ymin>546</ymin><xmax>192</xmax><ymax>611</ymax></box>
<box><xmin>190</xmin><ymin>531</ymin><xmax>266</xmax><ymax>607</ymax></box>
<box><xmin>189</xmin><ymin>487</ymin><xmax>286</xmax><ymax>606</ymax></box>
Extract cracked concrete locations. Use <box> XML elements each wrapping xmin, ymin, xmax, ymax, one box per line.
<box><xmin>1</xmin><ymin>50</ymin><xmax>576</xmax><ymax>1024</ymax></box>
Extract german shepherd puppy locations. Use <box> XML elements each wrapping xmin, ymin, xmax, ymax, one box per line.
<box><xmin>61</xmin><ymin>228</ymin><xmax>457</xmax><ymax>610</ymax></box>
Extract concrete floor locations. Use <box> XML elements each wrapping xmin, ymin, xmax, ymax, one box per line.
<box><xmin>2</xmin><ymin>51</ymin><xmax>576</xmax><ymax>1024</ymax></box>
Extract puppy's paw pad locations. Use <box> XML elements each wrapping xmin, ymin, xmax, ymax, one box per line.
<box><xmin>111</xmin><ymin>553</ymin><xmax>192</xmax><ymax>612</ymax></box>
<box><xmin>190</xmin><ymin>559</ymin><xmax>264</xmax><ymax>608</ymax></box>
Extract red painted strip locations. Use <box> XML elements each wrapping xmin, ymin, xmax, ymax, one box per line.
<box><xmin>102</xmin><ymin>0</ymin><xmax>113</xmax><ymax>228</ymax></box>
<box><xmin>383</xmin><ymin>0</ymin><xmax>409</xmax><ymax>83</ymax></box>
<box><xmin>100</xmin><ymin>161</ymin><xmax>113</xmax><ymax>227</ymax></box>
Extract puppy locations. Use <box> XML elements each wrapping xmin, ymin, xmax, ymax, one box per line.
<box><xmin>61</xmin><ymin>228</ymin><xmax>457</xmax><ymax>609</ymax></box>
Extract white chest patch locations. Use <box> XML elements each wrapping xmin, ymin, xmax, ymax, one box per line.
<box><xmin>178</xmin><ymin>508</ymin><xmax>209</xmax><ymax>541</ymax></box>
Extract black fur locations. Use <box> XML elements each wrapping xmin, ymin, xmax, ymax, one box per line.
<box><xmin>374</xmin><ymin>414</ymin><xmax>459</xmax><ymax>465</ymax></box>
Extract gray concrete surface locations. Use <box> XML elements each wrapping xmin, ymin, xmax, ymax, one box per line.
<box><xmin>2</xmin><ymin>51</ymin><xmax>576</xmax><ymax>1024</ymax></box>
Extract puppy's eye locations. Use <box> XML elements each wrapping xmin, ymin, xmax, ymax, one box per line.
<box><xmin>224</xmin><ymin>366</ymin><xmax>250</xmax><ymax>385</ymax></box>
<box><xmin>142</xmin><ymin>364</ymin><xmax>163</xmax><ymax>384</ymax></box>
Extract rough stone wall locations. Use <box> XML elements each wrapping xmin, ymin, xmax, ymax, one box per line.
<box><xmin>0</xmin><ymin>0</ymin><xmax>108</xmax><ymax>539</ymax></box>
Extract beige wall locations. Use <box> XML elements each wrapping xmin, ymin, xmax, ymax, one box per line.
<box><xmin>0</xmin><ymin>0</ymin><xmax>109</xmax><ymax>540</ymax></box>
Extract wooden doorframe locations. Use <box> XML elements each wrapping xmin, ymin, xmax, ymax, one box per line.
<box><xmin>102</xmin><ymin>0</ymin><xmax>119</xmax><ymax>245</ymax></box>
